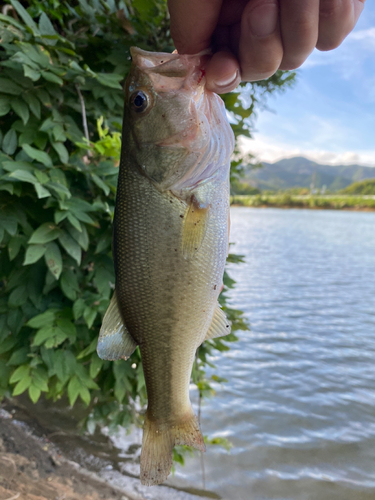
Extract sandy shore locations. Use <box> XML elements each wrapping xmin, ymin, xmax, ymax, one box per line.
<box><xmin>0</xmin><ymin>408</ymin><xmax>134</xmax><ymax>500</ymax></box>
<box><xmin>0</xmin><ymin>404</ymin><xmax>217</xmax><ymax>500</ymax></box>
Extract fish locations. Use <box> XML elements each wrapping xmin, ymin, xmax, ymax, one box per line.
<box><xmin>97</xmin><ymin>47</ymin><xmax>234</xmax><ymax>486</ymax></box>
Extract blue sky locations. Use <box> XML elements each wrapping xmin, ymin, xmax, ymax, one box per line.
<box><xmin>241</xmin><ymin>3</ymin><xmax>375</xmax><ymax>166</ymax></box>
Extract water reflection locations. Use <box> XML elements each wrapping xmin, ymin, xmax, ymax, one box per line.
<box><xmin>169</xmin><ymin>208</ymin><xmax>375</xmax><ymax>500</ymax></box>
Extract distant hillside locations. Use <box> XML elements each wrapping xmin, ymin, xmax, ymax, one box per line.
<box><xmin>244</xmin><ymin>157</ymin><xmax>375</xmax><ymax>191</ymax></box>
<box><xmin>340</xmin><ymin>179</ymin><xmax>375</xmax><ymax>195</ymax></box>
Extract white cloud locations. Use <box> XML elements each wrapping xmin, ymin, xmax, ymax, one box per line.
<box><xmin>240</xmin><ymin>135</ymin><xmax>375</xmax><ymax>167</ymax></box>
<box><xmin>302</xmin><ymin>27</ymin><xmax>375</xmax><ymax>77</ymax></box>
<box><xmin>350</xmin><ymin>27</ymin><xmax>375</xmax><ymax>43</ymax></box>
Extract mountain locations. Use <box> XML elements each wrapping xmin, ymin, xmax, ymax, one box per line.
<box><xmin>244</xmin><ymin>157</ymin><xmax>375</xmax><ymax>191</ymax></box>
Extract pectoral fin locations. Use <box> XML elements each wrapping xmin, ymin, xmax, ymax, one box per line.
<box><xmin>204</xmin><ymin>303</ymin><xmax>231</xmax><ymax>341</ymax></box>
<box><xmin>181</xmin><ymin>195</ymin><xmax>209</xmax><ymax>259</ymax></box>
<box><xmin>97</xmin><ymin>291</ymin><xmax>137</xmax><ymax>360</ymax></box>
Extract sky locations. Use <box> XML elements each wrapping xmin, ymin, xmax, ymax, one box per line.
<box><xmin>241</xmin><ymin>3</ymin><xmax>375</xmax><ymax>166</ymax></box>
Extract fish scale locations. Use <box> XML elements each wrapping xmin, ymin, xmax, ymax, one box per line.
<box><xmin>97</xmin><ymin>47</ymin><xmax>234</xmax><ymax>486</ymax></box>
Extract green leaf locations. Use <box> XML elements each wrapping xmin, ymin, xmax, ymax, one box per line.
<box><xmin>22</xmin><ymin>93</ymin><xmax>41</xmax><ymax>119</ymax></box>
<box><xmin>2</xmin><ymin>161</ymin><xmax>33</xmax><ymax>173</ymax></box>
<box><xmin>68</xmin><ymin>375</ymin><xmax>81</xmax><ymax>406</ymax></box>
<box><xmin>89</xmin><ymin>352</ymin><xmax>103</xmax><ymax>378</ymax></box>
<box><xmin>23</xmin><ymin>65</ymin><xmax>41</xmax><ymax>82</ymax></box>
<box><xmin>58</xmin><ymin>232</ymin><xmax>81</xmax><ymax>264</ymax></box>
<box><xmin>7</xmin><ymin>347</ymin><xmax>29</xmax><ymax>366</ymax></box>
<box><xmin>61</xmin><ymin>269</ymin><xmax>79</xmax><ymax>300</ymax></box>
<box><xmin>0</xmin><ymin>96</ymin><xmax>11</xmax><ymax>116</ymax></box>
<box><xmin>34</xmin><ymin>170</ymin><xmax>50</xmax><ymax>184</ymax></box>
<box><xmin>22</xmin><ymin>144</ymin><xmax>53</xmax><ymax>167</ymax></box>
<box><xmin>29</xmin><ymin>223</ymin><xmax>60</xmax><ymax>244</ymax></box>
<box><xmin>67</xmin><ymin>213</ymin><xmax>82</xmax><ymax>232</ymax></box>
<box><xmin>97</xmin><ymin>73</ymin><xmax>123</xmax><ymax>89</ymax></box>
<box><xmin>79</xmin><ymin>385</ymin><xmax>91</xmax><ymax>406</ymax></box>
<box><xmin>34</xmin><ymin>182</ymin><xmax>51</xmax><ymax>198</ymax></box>
<box><xmin>52</xmin><ymin>125</ymin><xmax>67</xmax><ymax>142</ymax></box>
<box><xmin>52</xmin><ymin>142</ymin><xmax>69</xmax><ymax>164</ymax></box>
<box><xmin>73</xmin><ymin>298</ymin><xmax>86</xmax><ymax>321</ymax></box>
<box><xmin>13</xmin><ymin>375</ymin><xmax>32</xmax><ymax>396</ymax></box>
<box><xmin>9</xmin><ymin>169</ymin><xmax>38</xmax><ymax>184</ymax></box>
<box><xmin>67</xmin><ymin>224</ymin><xmax>89</xmax><ymax>250</ymax></box>
<box><xmin>0</xmin><ymin>337</ymin><xmax>17</xmax><ymax>355</ymax></box>
<box><xmin>74</xmin><ymin>211</ymin><xmax>95</xmax><ymax>225</ymax></box>
<box><xmin>2</xmin><ymin>129</ymin><xmax>18</xmax><ymax>155</ymax></box>
<box><xmin>10</xmin><ymin>0</ymin><xmax>40</xmax><ymax>36</ymax></box>
<box><xmin>41</xmin><ymin>71</ymin><xmax>63</xmax><ymax>85</ymax></box>
<box><xmin>44</xmin><ymin>241</ymin><xmax>62</xmax><ymax>280</ymax></box>
<box><xmin>56</xmin><ymin>318</ymin><xmax>76</xmax><ymax>343</ymax></box>
<box><xmin>8</xmin><ymin>235</ymin><xmax>23</xmax><ymax>261</ymax></box>
<box><xmin>83</xmin><ymin>307</ymin><xmax>97</xmax><ymax>329</ymax></box>
<box><xmin>31</xmin><ymin>368</ymin><xmax>49</xmax><ymax>391</ymax></box>
<box><xmin>54</xmin><ymin>350</ymin><xmax>76</xmax><ymax>383</ymax></box>
<box><xmin>33</xmin><ymin>325</ymin><xmax>68</xmax><ymax>348</ymax></box>
<box><xmin>29</xmin><ymin>384</ymin><xmax>41</xmax><ymax>403</ymax></box>
<box><xmin>35</xmin><ymin>88</ymin><xmax>50</xmax><ymax>106</ymax></box>
<box><xmin>0</xmin><ymin>77</ymin><xmax>23</xmax><ymax>95</ymax></box>
<box><xmin>91</xmin><ymin>174</ymin><xmax>110</xmax><ymax>195</ymax></box>
<box><xmin>39</xmin><ymin>12</ymin><xmax>57</xmax><ymax>36</ymax></box>
<box><xmin>45</xmin><ymin>181</ymin><xmax>71</xmax><ymax>199</ymax></box>
<box><xmin>8</xmin><ymin>284</ymin><xmax>28</xmax><ymax>307</ymax></box>
<box><xmin>11</xmin><ymin>98</ymin><xmax>30</xmax><ymax>125</ymax></box>
<box><xmin>26</xmin><ymin>309</ymin><xmax>56</xmax><ymax>328</ymax></box>
<box><xmin>77</xmin><ymin>337</ymin><xmax>97</xmax><ymax>359</ymax></box>
<box><xmin>0</xmin><ymin>215</ymin><xmax>17</xmax><ymax>236</ymax></box>
<box><xmin>24</xmin><ymin>244</ymin><xmax>47</xmax><ymax>265</ymax></box>
<box><xmin>9</xmin><ymin>364</ymin><xmax>30</xmax><ymax>383</ymax></box>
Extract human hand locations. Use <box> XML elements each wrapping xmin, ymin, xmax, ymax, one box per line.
<box><xmin>168</xmin><ymin>0</ymin><xmax>366</xmax><ymax>93</ymax></box>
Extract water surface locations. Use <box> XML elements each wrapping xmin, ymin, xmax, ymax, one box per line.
<box><xmin>170</xmin><ymin>207</ymin><xmax>375</xmax><ymax>500</ymax></box>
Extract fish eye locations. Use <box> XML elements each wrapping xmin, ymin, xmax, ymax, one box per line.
<box><xmin>130</xmin><ymin>90</ymin><xmax>149</xmax><ymax>113</ymax></box>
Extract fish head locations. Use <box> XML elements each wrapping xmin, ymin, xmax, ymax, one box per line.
<box><xmin>123</xmin><ymin>47</ymin><xmax>234</xmax><ymax>194</ymax></box>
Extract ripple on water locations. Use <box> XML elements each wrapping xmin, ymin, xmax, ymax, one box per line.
<box><xmin>167</xmin><ymin>208</ymin><xmax>375</xmax><ymax>500</ymax></box>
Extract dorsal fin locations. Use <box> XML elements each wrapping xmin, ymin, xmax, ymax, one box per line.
<box><xmin>97</xmin><ymin>291</ymin><xmax>137</xmax><ymax>360</ymax></box>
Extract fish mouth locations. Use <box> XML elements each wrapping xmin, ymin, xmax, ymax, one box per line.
<box><xmin>130</xmin><ymin>47</ymin><xmax>211</xmax><ymax>93</ymax></box>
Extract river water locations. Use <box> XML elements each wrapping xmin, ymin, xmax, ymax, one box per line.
<box><xmin>166</xmin><ymin>207</ymin><xmax>375</xmax><ymax>500</ymax></box>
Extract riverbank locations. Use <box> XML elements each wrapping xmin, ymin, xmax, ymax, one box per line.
<box><xmin>0</xmin><ymin>400</ymin><xmax>218</xmax><ymax>500</ymax></box>
<box><xmin>0</xmin><ymin>407</ymin><xmax>130</xmax><ymax>500</ymax></box>
<box><xmin>231</xmin><ymin>194</ymin><xmax>375</xmax><ymax>211</ymax></box>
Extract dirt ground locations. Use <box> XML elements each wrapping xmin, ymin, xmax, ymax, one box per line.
<box><xmin>0</xmin><ymin>410</ymin><xmax>132</xmax><ymax>500</ymax></box>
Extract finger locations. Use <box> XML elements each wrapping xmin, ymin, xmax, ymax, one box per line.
<box><xmin>168</xmin><ymin>0</ymin><xmax>223</xmax><ymax>54</ymax></box>
<box><xmin>239</xmin><ymin>0</ymin><xmax>283</xmax><ymax>82</ymax></box>
<box><xmin>278</xmin><ymin>0</ymin><xmax>320</xmax><ymax>70</ymax></box>
<box><xmin>317</xmin><ymin>0</ymin><xmax>366</xmax><ymax>51</ymax></box>
<box><xmin>205</xmin><ymin>50</ymin><xmax>241</xmax><ymax>93</ymax></box>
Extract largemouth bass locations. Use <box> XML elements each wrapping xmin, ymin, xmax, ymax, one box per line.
<box><xmin>97</xmin><ymin>47</ymin><xmax>234</xmax><ymax>486</ymax></box>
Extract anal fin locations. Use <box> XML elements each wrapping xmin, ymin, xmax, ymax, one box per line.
<box><xmin>181</xmin><ymin>195</ymin><xmax>209</xmax><ymax>259</ymax></box>
<box><xmin>204</xmin><ymin>303</ymin><xmax>231</xmax><ymax>341</ymax></box>
<box><xmin>97</xmin><ymin>291</ymin><xmax>137</xmax><ymax>360</ymax></box>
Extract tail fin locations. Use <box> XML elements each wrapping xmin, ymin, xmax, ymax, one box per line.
<box><xmin>140</xmin><ymin>410</ymin><xmax>206</xmax><ymax>486</ymax></box>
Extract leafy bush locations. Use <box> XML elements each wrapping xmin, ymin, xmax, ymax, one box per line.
<box><xmin>0</xmin><ymin>0</ymin><xmax>294</xmax><ymax>444</ymax></box>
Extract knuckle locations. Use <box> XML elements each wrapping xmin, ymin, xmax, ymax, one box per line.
<box><xmin>319</xmin><ymin>0</ymin><xmax>350</xmax><ymax>19</ymax></box>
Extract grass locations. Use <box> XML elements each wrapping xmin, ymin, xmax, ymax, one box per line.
<box><xmin>231</xmin><ymin>194</ymin><xmax>375</xmax><ymax>211</ymax></box>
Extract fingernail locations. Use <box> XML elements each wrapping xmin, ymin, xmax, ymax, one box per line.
<box><xmin>214</xmin><ymin>70</ymin><xmax>240</xmax><ymax>89</ymax></box>
<box><xmin>249</xmin><ymin>2</ymin><xmax>278</xmax><ymax>37</ymax></box>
